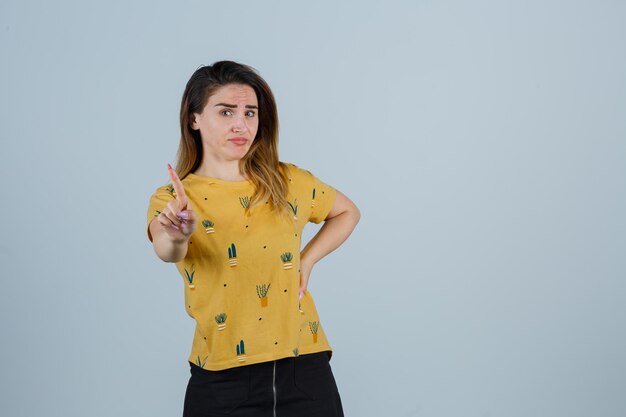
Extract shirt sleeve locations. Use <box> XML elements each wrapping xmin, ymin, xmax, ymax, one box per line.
<box><xmin>146</xmin><ymin>184</ymin><xmax>176</xmax><ymax>242</ymax></box>
<box><xmin>293</xmin><ymin>165</ymin><xmax>337</xmax><ymax>224</ymax></box>
<box><xmin>309</xmin><ymin>173</ymin><xmax>337</xmax><ymax>223</ymax></box>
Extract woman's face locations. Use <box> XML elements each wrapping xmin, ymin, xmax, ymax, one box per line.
<box><xmin>192</xmin><ymin>83</ymin><xmax>259</xmax><ymax>162</ymax></box>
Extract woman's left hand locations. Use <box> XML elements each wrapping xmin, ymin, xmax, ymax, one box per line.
<box><xmin>298</xmin><ymin>256</ymin><xmax>314</xmax><ymax>299</ymax></box>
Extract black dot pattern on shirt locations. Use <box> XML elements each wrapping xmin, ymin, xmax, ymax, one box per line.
<box><xmin>284</xmin><ymin>289</ymin><xmax>287</xmax><ymax>292</ymax></box>
<box><xmin>204</xmin><ymin>197</ymin><xmax>207</xmax><ymax>200</ymax></box>
<box><xmin>224</xmin><ymin>284</ymin><xmax>227</xmax><ymax>287</ymax></box>
<box><xmin>245</xmin><ymin>225</ymin><xmax>249</xmax><ymax>228</ymax></box>
<box><xmin>275</xmin><ymin>341</ymin><xmax>278</xmax><ymax>345</ymax></box>
<box><xmin>263</xmin><ymin>245</ymin><xmax>266</xmax><ymax>249</ymax></box>
<box><xmin>259</xmin><ymin>317</ymin><xmax>262</xmax><ymax>320</ymax></box>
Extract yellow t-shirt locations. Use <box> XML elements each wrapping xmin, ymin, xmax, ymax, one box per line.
<box><xmin>146</xmin><ymin>162</ymin><xmax>337</xmax><ymax>370</ymax></box>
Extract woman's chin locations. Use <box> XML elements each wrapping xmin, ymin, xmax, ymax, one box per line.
<box><xmin>234</xmin><ymin>148</ymin><xmax>252</xmax><ymax>159</ymax></box>
<box><xmin>225</xmin><ymin>151</ymin><xmax>248</xmax><ymax>161</ymax></box>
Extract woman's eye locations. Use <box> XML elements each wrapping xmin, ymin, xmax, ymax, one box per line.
<box><xmin>221</xmin><ymin>110</ymin><xmax>232</xmax><ymax>116</ymax></box>
<box><xmin>246</xmin><ymin>110</ymin><xmax>256</xmax><ymax>117</ymax></box>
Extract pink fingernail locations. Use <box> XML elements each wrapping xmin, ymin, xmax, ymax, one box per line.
<box><xmin>171</xmin><ymin>224</ymin><xmax>180</xmax><ymax>230</ymax></box>
<box><xmin>178</xmin><ymin>211</ymin><xmax>189</xmax><ymax>218</ymax></box>
<box><xmin>299</xmin><ymin>290</ymin><xmax>304</xmax><ymax>300</ymax></box>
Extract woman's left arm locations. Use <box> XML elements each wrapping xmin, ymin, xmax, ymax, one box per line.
<box><xmin>299</xmin><ymin>190</ymin><xmax>361</xmax><ymax>294</ymax></box>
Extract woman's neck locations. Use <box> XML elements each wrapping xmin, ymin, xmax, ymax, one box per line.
<box><xmin>193</xmin><ymin>161</ymin><xmax>248</xmax><ymax>181</ymax></box>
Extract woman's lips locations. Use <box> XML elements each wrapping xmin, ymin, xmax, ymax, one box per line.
<box><xmin>229</xmin><ymin>138</ymin><xmax>247</xmax><ymax>145</ymax></box>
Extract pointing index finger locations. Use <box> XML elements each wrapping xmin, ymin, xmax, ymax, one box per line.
<box><xmin>167</xmin><ymin>163</ymin><xmax>189</xmax><ymax>207</ymax></box>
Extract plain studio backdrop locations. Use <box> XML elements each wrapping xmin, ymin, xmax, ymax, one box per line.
<box><xmin>1</xmin><ymin>1</ymin><xmax>625</xmax><ymax>416</ymax></box>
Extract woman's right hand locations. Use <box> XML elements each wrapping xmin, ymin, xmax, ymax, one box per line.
<box><xmin>157</xmin><ymin>164</ymin><xmax>198</xmax><ymax>242</ymax></box>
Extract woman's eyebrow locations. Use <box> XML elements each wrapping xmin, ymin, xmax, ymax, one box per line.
<box><xmin>214</xmin><ymin>103</ymin><xmax>258</xmax><ymax>109</ymax></box>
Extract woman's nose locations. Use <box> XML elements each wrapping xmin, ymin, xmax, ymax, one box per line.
<box><xmin>232</xmin><ymin>115</ymin><xmax>248</xmax><ymax>132</ymax></box>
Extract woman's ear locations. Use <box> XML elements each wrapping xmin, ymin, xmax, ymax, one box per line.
<box><xmin>191</xmin><ymin>113</ymin><xmax>199</xmax><ymax>130</ymax></box>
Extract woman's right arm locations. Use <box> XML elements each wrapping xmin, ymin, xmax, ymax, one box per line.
<box><xmin>149</xmin><ymin>218</ymin><xmax>192</xmax><ymax>263</ymax></box>
<box><xmin>149</xmin><ymin>164</ymin><xmax>198</xmax><ymax>263</ymax></box>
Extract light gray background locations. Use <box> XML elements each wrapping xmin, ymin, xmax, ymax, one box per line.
<box><xmin>1</xmin><ymin>1</ymin><xmax>625</xmax><ymax>416</ymax></box>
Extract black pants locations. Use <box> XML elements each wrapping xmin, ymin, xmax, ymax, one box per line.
<box><xmin>183</xmin><ymin>351</ymin><xmax>344</xmax><ymax>417</ymax></box>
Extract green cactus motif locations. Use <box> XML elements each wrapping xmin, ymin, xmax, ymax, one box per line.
<box><xmin>293</xmin><ymin>348</ymin><xmax>300</xmax><ymax>357</ymax></box>
<box><xmin>309</xmin><ymin>321</ymin><xmax>320</xmax><ymax>343</ymax></box>
<box><xmin>184</xmin><ymin>265</ymin><xmax>196</xmax><ymax>289</ymax></box>
<box><xmin>236</xmin><ymin>339</ymin><xmax>246</xmax><ymax>362</ymax></box>
<box><xmin>166</xmin><ymin>185</ymin><xmax>176</xmax><ymax>197</ymax></box>
<box><xmin>195</xmin><ymin>355</ymin><xmax>208</xmax><ymax>368</ymax></box>
<box><xmin>154</xmin><ymin>209</ymin><xmax>161</xmax><ymax>216</ymax></box>
<box><xmin>280</xmin><ymin>252</ymin><xmax>294</xmax><ymax>270</ymax></box>
<box><xmin>311</xmin><ymin>188</ymin><xmax>316</xmax><ymax>207</ymax></box>
<box><xmin>215</xmin><ymin>313</ymin><xmax>227</xmax><ymax>330</ymax></box>
<box><xmin>239</xmin><ymin>196</ymin><xmax>251</xmax><ymax>215</ymax></box>
<box><xmin>227</xmin><ymin>243</ymin><xmax>238</xmax><ymax>266</ymax></box>
<box><xmin>256</xmin><ymin>284</ymin><xmax>271</xmax><ymax>307</ymax></box>
<box><xmin>287</xmin><ymin>199</ymin><xmax>298</xmax><ymax>220</ymax></box>
<box><xmin>202</xmin><ymin>219</ymin><xmax>215</xmax><ymax>234</ymax></box>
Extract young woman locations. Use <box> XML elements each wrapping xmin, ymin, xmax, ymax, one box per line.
<box><xmin>146</xmin><ymin>61</ymin><xmax>360</xmax><ymax>417</ymax></box>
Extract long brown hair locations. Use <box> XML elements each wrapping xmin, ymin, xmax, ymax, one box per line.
<box><xmin>176</xmin><ymin>61</ymin><xmax>289</xmax><ymax>215</ymax></box>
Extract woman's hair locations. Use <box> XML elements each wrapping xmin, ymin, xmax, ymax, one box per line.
<box><xmin>176</xmin><ymin>60</ymin><xmax>289</xmax><ymax>215</ymax></box>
